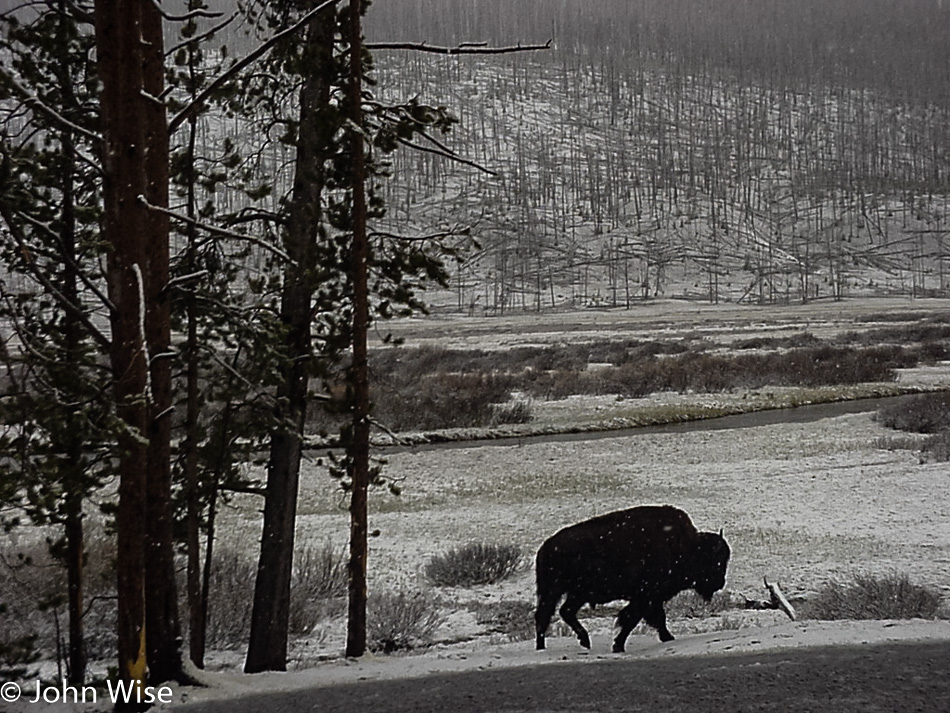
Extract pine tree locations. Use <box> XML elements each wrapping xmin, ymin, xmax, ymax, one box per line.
<box><xmin>0</xmin><ymin>3</ymin><xmax>108</xmax><ymax>685</ymax></box>
<box><xmin>238</xmin><ymin>0</ymin><xmax>459</xmax><ymax>670</ymax></box>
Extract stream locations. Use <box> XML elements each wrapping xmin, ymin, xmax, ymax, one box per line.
<box><xmin>379</xmin><ymin>394</ymin><xmax>910</xmax><ymax>453</ymax></box>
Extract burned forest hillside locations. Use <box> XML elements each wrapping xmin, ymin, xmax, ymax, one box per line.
<box><xmin>365</xmin><ymin>0</ymin><xmax>950</xmax><ymax>312</ymax></box>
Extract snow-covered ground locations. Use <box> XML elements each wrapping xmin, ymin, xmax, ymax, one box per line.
<box><xmin>169</xmin><ymin>300</ymin><xmax>950</xmax><ymax>709</ymax></box>
<box><xmin>160</xmin><ymin>406</ymin><xmax>950</xmax><ymax>710</ymax></box>
<box><xmin>12</xmin><ymin>298</ymin><xmax>950</xmax><ymax>712</ymax></box>
<box><xmin>161</xmin><ymin>618</ymin><xmax>950</xmax><ymax>709</ymax></box>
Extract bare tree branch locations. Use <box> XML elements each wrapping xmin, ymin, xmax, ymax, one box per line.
<box><xmin>365</xmin><ymin>39</ymin><xmax>553</xmax><ymax>55</ymax></box>
<box><xmin>369</xmin><ymin>226</ymin><xmax>470</xmax><ymax>242</ymax></box>
<box><xmin>396</xmin><ymin>136</ymin><xmax>498</xmax><ymax>175</ymax></box>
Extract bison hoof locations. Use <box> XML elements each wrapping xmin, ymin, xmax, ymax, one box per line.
<box><xmin>536</xmin><ymin>639</ymin><xmax>546</xmax><ymax>651</ymax></box>
<box><xmin>611</xmin><ymin>644</ymin><xmax>625</xmax><ymax>654</ymax></box>
<box><xmin>659</xmin><ymin>631</ymin><xmax>675</xmax><ymax>643</ymax></box>
<box><xmin>579</xmin><ymin>635</ymin><xmax>591</xmax><ymax>649</ymax></box>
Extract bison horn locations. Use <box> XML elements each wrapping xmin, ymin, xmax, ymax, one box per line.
<box><xmin>719</xmin><ymin>528</ymin><xmax>724</xmax><ymax>538</ymax></box>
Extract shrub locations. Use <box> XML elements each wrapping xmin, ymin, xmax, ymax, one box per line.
<box><xmin>876</xmin><ymin>392</ymin><xmax>950</xmax><ymax>434</ymax></box>
<box><xmin>289</xmin><ymin>541</ymin><xmax>348</xmax><ymax>634</ymax></box>
<box><xmin>373</xmin><ymin>372</ymin><xmax>518</xmax><ymax>431</ymax></box>
<box><xmin>491</xmin><ymin>397</ymin><xmax>534</xmax><ymax>426</ymax></box>
<box><xmin>803</xmin><ymin>573</ymin><xmax>942</xmax><ymax>620</ymax></box>
<box><xmin>204</xmin><ymin>543</ymin><xmax>348</xmax><ymax>646</ymax></box>
<box><xmin>366</xmin><ymin>591</ymin><xmax>445</xmax><ymax>653</ymax></box>
<box><xmin>204</xmin><ymin>550</ymin><xmax>256</xmax><ymax>648</ymax></box>
<box><xmin>921</xmin><ymin>430</ymin><xmax>950</xmax><ymax>462</ymax></box>
<box><xmin>473</xmin><ymin>599</ymin><xmax>535</xmax><ymax>641</ymax></box>
<box><xmin>425</xmin><ymin>542</ymin><xmax>524</xmax><ymax>587</ymax></box>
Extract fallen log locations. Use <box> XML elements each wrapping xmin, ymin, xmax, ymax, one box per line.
<box><xmin>744</xmin><ymin>577</ymin><xmax>797</xmax><ymax>620</ymax></box>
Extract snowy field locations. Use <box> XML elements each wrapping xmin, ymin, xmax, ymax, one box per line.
<box><xmin>15</xmin><ymin>298</ymin><xmax>950</xmax><ymax>711</ymax></box>
<box><xmin>195</xmin><ymin>298</ymin><xmax>950</xmax><ymax>707</ymax></box>
<box><xmin>164</xmin><ymin>401</ymin><xmax>950</xmax><ymax>709</ymax></box>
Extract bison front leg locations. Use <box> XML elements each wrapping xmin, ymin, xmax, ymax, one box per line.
<box><xmin>559</xmin><ymin>594</ymin><xmax>591</xmax><ymax>649</ymax></box>
<box><xmin>612</xmin><ymin>602</ymin><xmax>643</xmax><ymax>653</ymax></box>
<box><xmin>645</xmin><ymin>602</ymin><xmax>674</xmax><ymax>643</ymax></box>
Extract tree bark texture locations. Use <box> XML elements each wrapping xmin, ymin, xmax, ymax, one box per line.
<box><xmin>245</xmin><ymin>3</ymin><xmax>335</xmax><ymax>674</ymax></box>
<box><xmin>93</xmin><ymin>0</ymin><xmax>150</xmax><ymax>698</ymax></box>
<box><xmin>141</xmin><ymin>0</ymin><xmax>183</xmax><ymax>685</ymax></box>
<box><xmin>345</xmin><ymin>0</ymin><xmax>371</xmax><ymax>660</ymax></box>
<box><xmin>94</xmin><ymin>0</ymin><xmax>179</xmax><ymax>694</ymax></box>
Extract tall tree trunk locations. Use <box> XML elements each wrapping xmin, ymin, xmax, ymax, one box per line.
<box><xmin>56</xmin><ymin>10</ymin><xmax>86</xmax><ymax>679</ymax></box>
<box><xmin>183</xmin><ymin>111</ymin><xmax>206</xmax><ymax>669</ymax></box>
<box><xmin>245</xmin><ymin>3</ymin><xmax>334</xmax><ymax>674</ymax></box>
<box><xmin>345</xmin><ymin>0</ymin><xmax>370</xmax><ymax>659</ymax></box>
<box><xmin>93</xmin><ymin>0</ymin><xmax>150</xmax><ymax>698</ymax></box>
<box><xmin>141</xmin><ymin>0</ymin><xmax>182</xmax><ymax>685</ymax></box>
<box><xmin>63</xmin><ymin>178</ymin><xmax>86</xmax><ymax>684</ymax></box>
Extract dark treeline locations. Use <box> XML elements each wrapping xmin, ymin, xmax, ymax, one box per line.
<box><xmin>367</xmin><ymin>0</ymin><xmax>950</xmax><ymax>108</ymax></box>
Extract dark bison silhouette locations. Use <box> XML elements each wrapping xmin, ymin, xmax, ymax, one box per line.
<box><xmin>535</xmin><ymin>505</ymin><xmax>730</xmax><ymax>652</ymax></box>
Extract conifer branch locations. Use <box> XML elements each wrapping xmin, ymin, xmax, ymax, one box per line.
<box><xmin>150</xmin><ymin>0</ymin><xmax>225</xmax><ymax>22</ymax></box>
<box><xmin>136</xmin><ymin>195</ymin><xmax>293</xmax><ymax>263</ymax></box>
<box><xmin>0</xmin><ymin>202</ymin><xmax>111</xmax><ymax>350</ymax></box>
<box><xmin>11</xmin><ymin>208</ymin><xmax>116</xmax><ymax>314</ymax></box>
<box><xmin>168</xmin><ymin>0</ymin><xmax>344</xmax><ymax>134</ymax></box>
<box><xmin>0</xmin><ymin>68</ymin><xmax>100</xmax><ymax>144</ymax></box>
<box><xmin>165</xmin><ymin>12</ymin><xmax>239</xmax><ymax>58</ymax></box>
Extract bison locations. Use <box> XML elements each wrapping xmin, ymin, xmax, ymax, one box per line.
<box><xmin>535</xmin><ymin>505</ymin><xmax>730</xmax><ymax>653</ymax></box>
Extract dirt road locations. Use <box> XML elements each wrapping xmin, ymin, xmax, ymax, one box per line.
<box><xmin>176</xmin><ymin>640</ymin><xmax>950</xmax><ymax>713</ymax></box>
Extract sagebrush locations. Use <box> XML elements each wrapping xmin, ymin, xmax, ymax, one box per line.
<box><xmin>802</xmin><ymin>573</ymin><xmax>942</xmax><ymax>620</ymax></box>
<box><xmin>425</xmin><ymin>542</ymin><xmax>524</xmax><ymax>587</ymax></box>
<box><xmin>366</xmin><ymin>591</ymin><xmax>445</xmax><ymax>653</ymax></box>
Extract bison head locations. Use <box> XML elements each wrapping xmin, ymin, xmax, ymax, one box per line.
<box><xmin>691</xmin><ymin>531</ymin><xmax>731</xmax><ymax>601</ymax></box>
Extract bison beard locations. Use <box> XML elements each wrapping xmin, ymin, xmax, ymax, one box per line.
<box><xmin>534</xmin><ymin>505</ymin><xmax>730</xmax><ymax>653</ymax></box>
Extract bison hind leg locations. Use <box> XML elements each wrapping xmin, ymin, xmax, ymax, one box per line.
<box><xmin>645</xmin><ymin>602</ymin><xmax>675</xmax><ymax>643</ymax></box>
<box><xmin>612</xmin><ymin>602</ymin><xmax>644</xmax><ymax>653</ymax></box>
<box><xmin>535</xmin><ymin>590</ymin><xmax>561</xmax><ymax>650</ymax></box>
<box><xmin>559</xmin><ymin>593</ymin><xmax>591</xmax><ymax>649</ymax></box>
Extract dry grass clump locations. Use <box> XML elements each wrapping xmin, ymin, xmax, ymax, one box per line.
<box><xmin>802</xmin><ymin>573</ymin><xmax>942</xmax><ymax>621</ymax></box>
<box><xmin>473</xmin><ymin>599</ymin><xmax>535</xmax><ymax>641</ymax></box>
<box><xmin>425</xmin><ymin>542</ymin><xmax>524</xmax><ymax>587</ymax></box>
<box><xmin>664</xmin><ymin>590</ymin><xmax>738</xmax><ymax>619</ymax></box>
<box><xmin>366</xmin><ymin>591</ymin><xmax>446</xmax><ymax>653</ymax></box>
